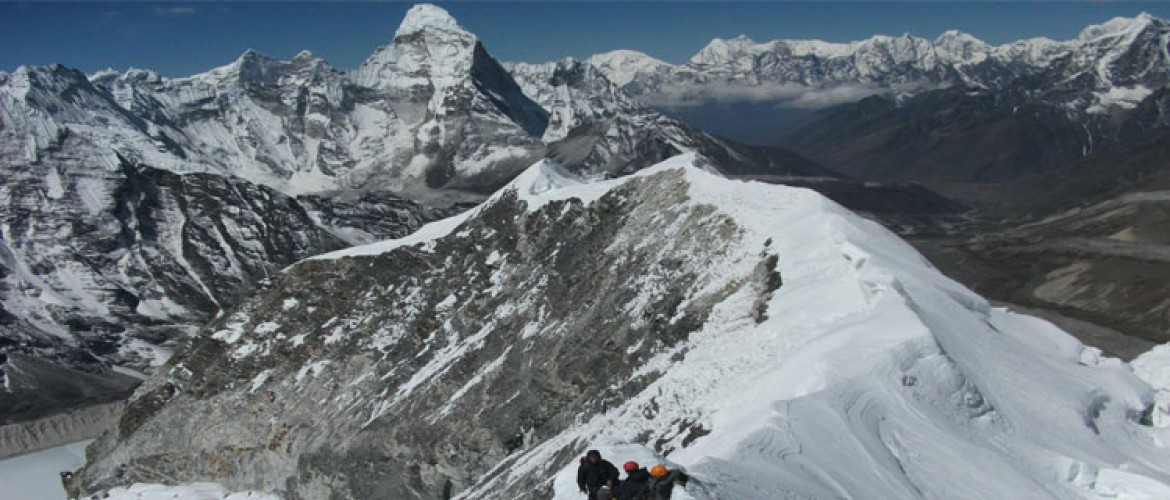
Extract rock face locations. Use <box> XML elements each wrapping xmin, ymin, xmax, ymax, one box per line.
<box><xmin>69</xmin><ymin>157</ymin><xmax>772</xmax><ymax>497</ymax></box>
<box><xmin>0</xmin><ymin>399</ymin><xmax>123</xmax><ymax>459</ymax></box>
<box><xmin>67</xmin><ymin>156</ymin><xmax>1170</xmax><ymax>499</ymax></box>
<box><xmin>0</xmin><ymin>151</ymin><xmax>441</xmax><ymax>423</ymax></box>
<box><xmin>350</xmin><ymin>4</ymin><xmax>549</xmax><ymax>193</ymax></box>
<box><xmin>0</xmin><ymin>4</ymin><xmax>825</xmax><ymax>424</ymax></box>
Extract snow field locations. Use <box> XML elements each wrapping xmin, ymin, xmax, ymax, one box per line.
<box><xmin>438</xmin><ymin>154</ymin><xmax>1170</xmax><ymax>499</ymax></box>
<box><xmin>101</xmin><ymin>483</ymin><xmax>281</xmax><ymax>500</ymax></box>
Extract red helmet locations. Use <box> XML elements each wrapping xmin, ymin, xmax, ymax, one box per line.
<box><xmin>623</xmin><ymin>461</ymin><xmax>639</xmax><ymax>472</ymax></box>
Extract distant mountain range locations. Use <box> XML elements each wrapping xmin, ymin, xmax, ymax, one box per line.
<box><xmin>4</xmin><ymin>4</ymin><xmax>1170</xmax><ymax>458</ymax></box>
<box><xmin>591</xmin><ymin>13</ymin><xmax>1170</xmax><ymax>113</ymax></box>
<box><xmin>579</xmin><ymin>13</ymin><xmax>1170</xmax><ymax>361</ymax></box>
<box><xmin>0</xmin><ymin>5</ymin><xmax>1164</xmax><ymax>499</ymax></box>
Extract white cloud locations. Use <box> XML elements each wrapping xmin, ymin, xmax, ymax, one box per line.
<box><xmin>639</xmin><ymin>80</ymin><xmax>945</xmax><ymax>110</ymax></box>
<box><xmin>154</xmin><ymin>6</ymin><xmax>197</xmax><ymax>16</ymax></box>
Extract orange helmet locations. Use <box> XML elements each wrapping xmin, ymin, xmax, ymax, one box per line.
<box><xmin>650</xmin><ymin>464</ymin><xmax>668</xmax><ymax>478</ymax></box>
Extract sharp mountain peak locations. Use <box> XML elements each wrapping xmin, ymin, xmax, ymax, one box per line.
<box><xmin>394</xmin><ymin>3</ymin><xmax>472</xmax><ymax>39</ymax></box>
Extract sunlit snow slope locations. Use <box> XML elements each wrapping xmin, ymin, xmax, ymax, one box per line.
<box><xmin>467</xmin><ymin>155</ymin><xmax>1170</xmax><ymax>499</ymax></box>
<box><xmin>72</xmin><ymin>154</ymin><xmax>1170</xmax><ymax>499</ymax></box>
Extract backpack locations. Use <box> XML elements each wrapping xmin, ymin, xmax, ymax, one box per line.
<box><xmin>645</xmin><ymin>470</ymin><xmax>687</xmax><ymax>500</ymax></box>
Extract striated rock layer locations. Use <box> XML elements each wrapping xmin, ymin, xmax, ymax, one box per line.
<box><xmin>0</xmin><ymin>400</ymin><xmax>122</xmax><ymax>459</ymax></box>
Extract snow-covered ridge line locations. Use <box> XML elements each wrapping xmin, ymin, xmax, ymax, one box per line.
<box><xmin>3</xmin><ymin>1</ymin><xmax>830</xmax><ymax>423</ymax></box>
<box><xmin>76</xmin><ymin>150</ymin><xmax>1170</xmax><ymax>498</ymax></box>
<box><xmin>311</xmin><ymin>155</ymin><xmax>698</xmax><ymax>261</ymax></box>
<box><xmin>595</xmin><ymin>12</ymin><xmax>1161</xmax><ymax>72</ymax></box>
<box><xmin>464</xmin><ymin>153</ymin><xmax>1170</xmax><ymax>499</ymax></box>
<box><xmin>1</xmin><ymin>3</ymin><xmax>546</xmax><ymax>199</ymax></box>
<box><xmin>586</xmin><ymin>12</ymin><xmax>1170</xmax><ymax>110</ymax></box>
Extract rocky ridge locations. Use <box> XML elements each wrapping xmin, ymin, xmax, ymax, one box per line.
<box><xmin>0</xmin><ymin>4</ymin><xmax>827</xmax><ymax>426</ymax></box>
<box><xmin>67</xmin><ymin>155</ymin><xmax>1170</xmax><ymax>499</ymax></box>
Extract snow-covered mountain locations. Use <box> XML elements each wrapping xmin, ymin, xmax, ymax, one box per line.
<box><xmin>0</xmin><ymin>151</ymin><xmax>452</xmax><ymax>424</ymax></box>
<box><xmin>0</xmin><ymin>4</ymin><xmax>545</xmax><ymax>424</ymax></box>
<box><xmin>74</xmin><ymin>5</ymin><xmax>548</xmax><ymax>197</ymax></box>
<box><xmin>591</xmin><ymin>13</ymin><xmax>1170</xmax><ymax>112</ymax></box>
<box><xmin>505</xmin><ymin>58</ymin><xmax>837</xmax><ymax>177</ymax></box>
<box><xmin>0</xmin><ymin>4</ymin><xmax>829</xmax><ymax>426</ymax></box>
<box><xmin>66</xmin><ymin>154</ymin><xmax>1170</xmax><ymax>499</ymax></box>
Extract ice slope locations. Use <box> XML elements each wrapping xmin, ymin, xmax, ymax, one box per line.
<box><xmin>446</xmin><ymin>154</ymin><xmax>1170</xmax><ymax>499</ymax></box>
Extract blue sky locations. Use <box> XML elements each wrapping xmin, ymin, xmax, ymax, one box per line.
<box><xmin>4</xmin><ymin>2</ymin><xmax>1170</xmax><ymax>77</ymax></box>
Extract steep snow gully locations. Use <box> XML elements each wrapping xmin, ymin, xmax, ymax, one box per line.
<box><xmin>64</xmin><ymin>154</ymin><xmax>1170</xmax><ymax>499</ymax></box>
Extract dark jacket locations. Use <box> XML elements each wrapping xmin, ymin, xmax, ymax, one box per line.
<box><xmin>646</xmin><ymin>469</ymin><xmax>689</xmax><ymax>500</ymax></box>
<box><xmin>616</xmin><ymin>468</ymin><xmax>652</xmax><ymax>500</ymax></box>
<box><xmin>577</xmin><ymin>457</ymin><xmax>620</xmax><ymax>494</ymax></box>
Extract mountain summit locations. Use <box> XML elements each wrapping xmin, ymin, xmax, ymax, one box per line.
<box><xmin>394</xmin><ymin>3</ymin><xmax>469</xmax><ymax>38</ymax></box>
<box><xmin>353</xmin><ymin>3</ymin><xmax>482</xmax><ymax>89</ymax></box>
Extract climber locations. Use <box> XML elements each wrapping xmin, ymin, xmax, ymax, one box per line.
<box><xmin>646</xmin><ymin>464</ymin><xmax>689</xmax><ymax>500</ymax></box>
<box><xmin>577</xmin><ymin>449</ymin><xmax>620</xmax><ymax>499</ymax></box>
<box><xmin>615</xmin><ymin>460</ymin><xmax>652</xmax><ymax>500</ymax></box>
